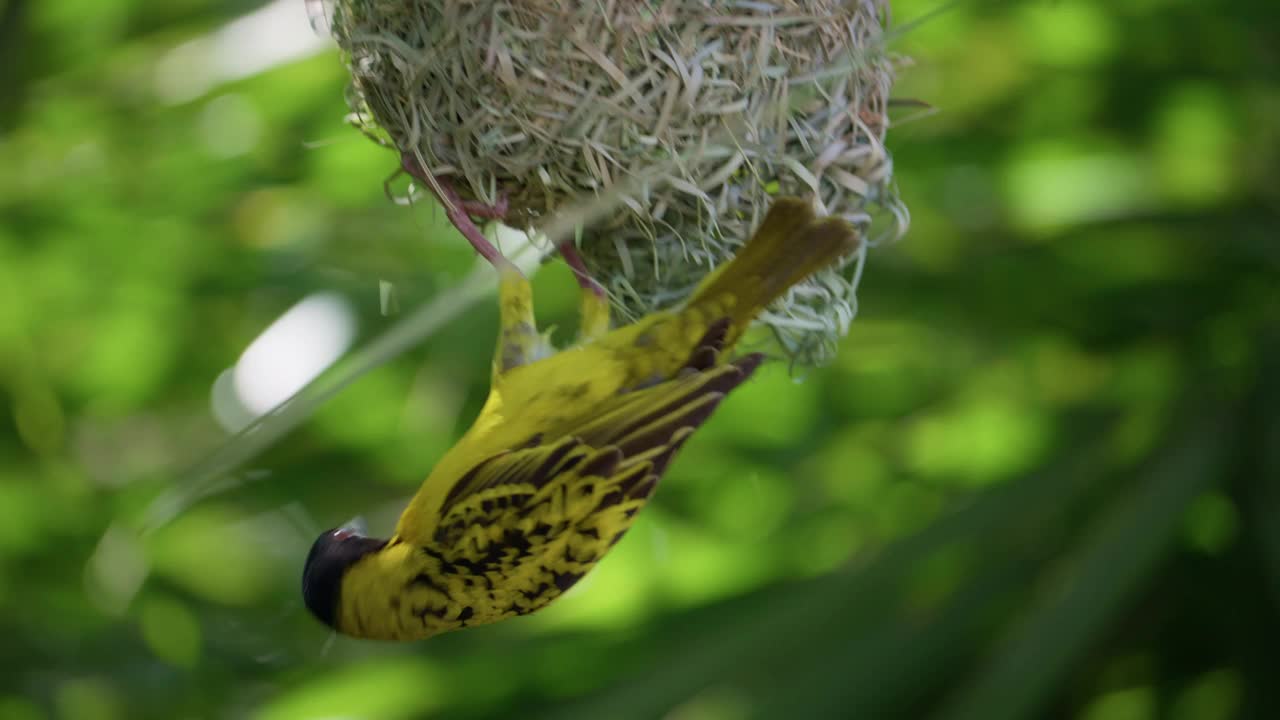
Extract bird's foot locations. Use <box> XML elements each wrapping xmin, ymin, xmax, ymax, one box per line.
<box><xmin>399</xmin><ymin>152</ymin><xmax>605</xmax><ymax>301</ymax></box>
<box><xmin>558</xmin><ymin>241</ymin><xmax>606</xmax><ymax>299</ymax></box>
<box><xmin>458</xmin><ymin>193</ymin><xmax>508</xmax><ymax>220</ymax></box>
<box><xmin>401</xmin><ymin>153</ymin><xmax>513</xmax><ymax>271</ymax></box>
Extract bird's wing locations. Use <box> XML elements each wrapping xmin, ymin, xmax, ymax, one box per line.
<box><xmin>429</xmin><ymin>351</ymin><xmax>763</xmax><ymax>562</ymax></box>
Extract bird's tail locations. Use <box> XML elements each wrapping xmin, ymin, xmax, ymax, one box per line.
<box><xmin>687</xmin><ymin>197</ymin><xmax>861</xmax><ymax>343</ymax></box>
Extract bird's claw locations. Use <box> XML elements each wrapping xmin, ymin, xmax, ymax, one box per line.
<box><xmin>460</xmin><ymin>193</ymin><xmax>508</xmax><ymax>220</ymax></box>
<box><xmin>398</xmin><ymin>152</ymin><xmax>510</xmax><ymax>268</ymax></box>
<box><xmin>558</xmin><ymin>241</ymin><xmax>606</xmax><ymax>299</ymax></box>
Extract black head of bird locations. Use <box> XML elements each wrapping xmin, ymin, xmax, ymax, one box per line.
<box><xmin>302</xmin><ymin>524</ymin><xmax>388</xmax><ymax>630</ymax></box>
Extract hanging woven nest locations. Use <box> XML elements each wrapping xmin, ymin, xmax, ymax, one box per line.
<box><xmin>320</xmin><ymin>0</ymin><xmax>909</xmax><ymax>365</ymax></box>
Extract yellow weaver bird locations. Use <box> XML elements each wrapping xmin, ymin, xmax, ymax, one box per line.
<box><xmin>302</xmin><ymin>197</ymin><xmax>859</xmax><ymax>641</ymax></box>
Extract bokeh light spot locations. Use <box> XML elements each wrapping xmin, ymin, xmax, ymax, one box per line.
<box><xmin>1181</xmin><ymin>492</ymin><xmax>1239</xmax><ymax>556</ymax></box>
<box><xmin>1152</xmin><ymin>84</ymin><xmax>1237</xmax><ymax>206</ymax></box>
<box><xmin>1017</xmin><ymin>2</ymin><xmax>1116</xmax><ymax>67</ymax></box>
<box><xmin>139</xmin><ymin>594</ymin><xmax>203</xmax><ymax>668</ymax></box>
<box><xmin>1004</xmin><ymin>142</ymin><xmax>1150</xmax><ymax>233</ymax></box>
<box><xmin>255</xmin><ymin>657</ymin><xmax>446</xmax><ymax>720</ymax></box>
<box><xmin>1169</xmin><ymin>669</ymin><xmax>1243</xmax><ymax>720</ymax></box>
<box><xmin>231</xmin><ymin>292</ymin><xmax>356</xmax><ymax>419</ymax></box>
<box><xmin>1079</xmin><ymin>686</ymin><xmax>1156</xmax><ymax>720</ymax></box>
<box><xmin>200</xmin><ymin>94</ymin><xmax>263</xmax><ymax>158</ymax></box>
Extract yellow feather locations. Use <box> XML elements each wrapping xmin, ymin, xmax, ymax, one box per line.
<box><xmin>309</xmin><ymin>197</ymin><xmax>860</xmax><ymax>641</ymax></box>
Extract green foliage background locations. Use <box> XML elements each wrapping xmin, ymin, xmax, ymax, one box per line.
<box><xmin>1</xmin><ymin>0</ymin><xmax>1277</xmax><ymax>718</ymax></box>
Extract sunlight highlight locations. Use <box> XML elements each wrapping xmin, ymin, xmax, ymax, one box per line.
<box><xmin>154</xmin><ymin>0</ymin><xmax>332</xmax><ymax>103</ymax></box>
<box><xmin>232</xmin><ymin>292</ymin><xmax>357</xmax><ymax>419</ymax></box>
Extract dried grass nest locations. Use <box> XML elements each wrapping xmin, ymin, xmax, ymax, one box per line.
<box><xmin>323</xmin><ymin>0</ymin><xmax>909</xmax><ymax>365</ymax></box>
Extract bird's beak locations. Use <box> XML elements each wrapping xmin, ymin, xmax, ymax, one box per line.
<box><xmin>340</xmin><ymin>516</ymin><xmax>368</xmax><ymax>536</ymax></box>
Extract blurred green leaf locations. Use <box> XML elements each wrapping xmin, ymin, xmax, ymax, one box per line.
<box><xmin>147</xmin><ymin>506</ymin><xmax>280</xmax><ymax>605</ymax></box>
<box><xmin>938</xmin><ymin>414</ymin><xmax>1228</xmax><ymax>720</ymax></box>
<box><xmin>1077</xmin><ymin>686</ymin><xmax>1156</xmax><ymax>720</ymax></box>
<box><xmin>1169</xmin><ymin>669</ymin><xmax>1243</xmax><ymax>720</ymax></box>
<box><xmin>138</xmin><ymin>592</ymin><xmax>203</xmax><ymax>668</ymax></box>
<box><xmin>255</xmin><ymin>657</ymin><xmax>447</xmax><ymax>720</ymax></box>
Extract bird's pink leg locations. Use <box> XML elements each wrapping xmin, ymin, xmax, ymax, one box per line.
<box><xmin>458</xmin><ymin>194</ymin><xmax>508</xmax><ymax>220</ymax></box>
<box><xmin>401</xmin><ymin>154</ymin><xmax>506</xmax><ymax>267</ymax></box>
<box><xmin>558</xmin><ymin>242</ymin><xmax>606</xmax><ymax>299</ymax></box>
<box><xmin>400</xmin><ymin>153</ymin><xmax>605</xmax><ymax>298</ymax></box>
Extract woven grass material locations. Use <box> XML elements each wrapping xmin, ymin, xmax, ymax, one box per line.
<box><xmin>326</xmin><ymin>0</ymin><xmax>908</xmax><ymax>365</ymax></box>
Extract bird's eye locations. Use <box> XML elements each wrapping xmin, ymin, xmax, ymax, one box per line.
<box><xmin>331</xmin><ymin>528</ymin><xmax>356</xmax><ymax>541</ymax></box>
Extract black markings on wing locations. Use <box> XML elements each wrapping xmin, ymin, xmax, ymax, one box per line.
<box><xmin>577</xmin><ymin>351</ymin><xmax>764</xmax><ymax>467</ymax></box>
<box><xmin>574</xmin><ymin>341</ymin><xmax>764</xmax><ymax>511</ymax></box>
<box><xmin>427</xmin><ymin>320</ymin><xmax>764</xmax><ymax>592</ymax></box>
<box><xmin>438</xmin><ymin>436</ymin><xmax>584</xmax><ymax>518</ymax></box>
